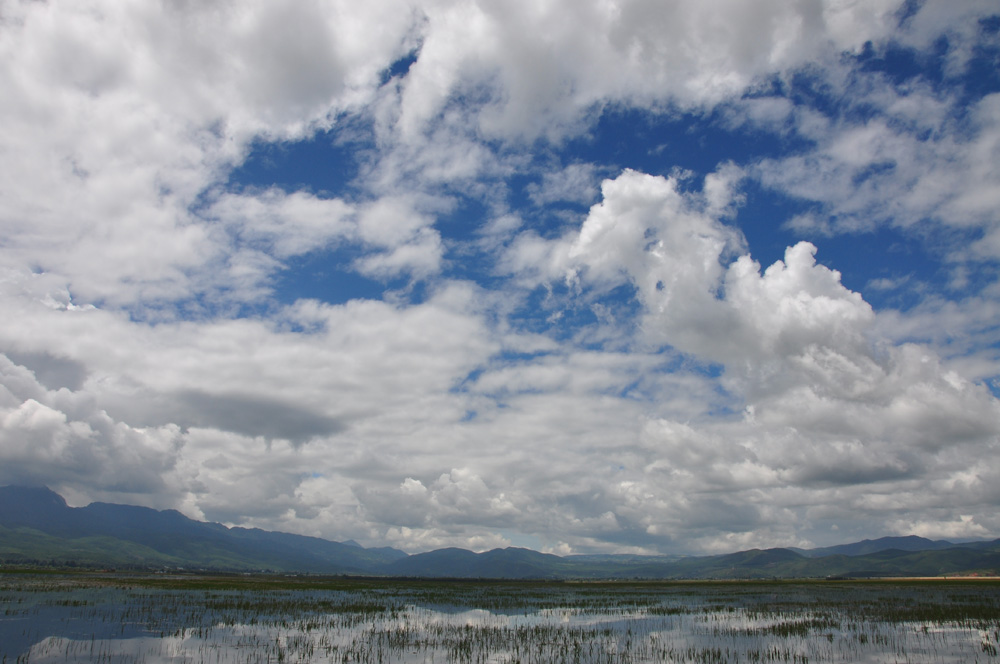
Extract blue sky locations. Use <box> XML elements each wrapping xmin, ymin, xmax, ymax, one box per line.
<box><xmin>1</xmin><ymin>0</ymin><xmax>999</xmax><ymax>555</ymax></box>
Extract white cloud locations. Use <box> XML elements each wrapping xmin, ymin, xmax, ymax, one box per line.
<box><xmin>350</xmin><ymin>196</ymin><xmax>446</xmax><ymax>278</ymax></box>
<box><xmin>506</xmin><ymin>168</ymin><xmax>1000</xmax><ymax>551</ymax></box>
<box><xmin>742</xmin><ymin>71</ymin><xmax>1000</xmax><ymax>369</ymax></box>
<box><xmin>359</xmin><ymin>0</ymin><xmax>907</xmax><ymax>210</ymax></box>
<box><xmin>0</xmin><ymin>354</ymin><xmax>184</xmax><ymax>500</ymax></box>
<box><xmin>0</xmin><ymin>278</ymin><xmax>500</xmax><ymax>523</ymax></box>
<box><xmin>205</xmin><ymin>189</ymin><xmax>355</xmax><ymax>259</ymax></box>
<box><xmin>395</xmin><ymin>0</ymin><xmax>900</xmax><ymax>142</ymax></box>
<box><xmin>0</xmin><ymin>0</ymin><xmax>423</xmax><ymax>307</ymax></box>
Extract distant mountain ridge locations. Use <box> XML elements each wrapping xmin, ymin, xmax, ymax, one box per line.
<box><xmin>2</xmin><ymin>486</ymin><xmax>998</xmax><ymax>579</ymax></box>
<box><xmin>790</xmin><ymin>535</ymin><xmax>971</xmax><ymax>558</ymax></box>
<box><xmin>0</xmin><ymin>486</ymin><xmax>406</xmax><ymax>573</ymax></box>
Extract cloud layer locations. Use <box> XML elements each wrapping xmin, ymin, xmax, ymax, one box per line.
<box><xmin>1</xmin><ymin>0</ymin><xmax>998</xmax><ymax>554</ymax></box>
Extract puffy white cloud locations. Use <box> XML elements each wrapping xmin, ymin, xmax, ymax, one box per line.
<box><xmin>737</xmin><ymin>60</ymin><xmax>1000</xmax><ymax>378</ymax></box>
<box><xmin>0</xmin><ymin>354</ymin><xmax>184</xmax><ymax>500</ymax></box>
<box><xmin>395</xmin><ymin>0</ymin><xmax>900</xmax><ymax>142</ymax></box>
<box><xmin>503</xmin><ymin>168</ymin><xmax>1000</xmax><ymax>551</ymax></box>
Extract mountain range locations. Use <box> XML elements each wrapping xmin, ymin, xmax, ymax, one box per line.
<box><xmin>2</xmin><ymin>486</ymin><xmax>998</xmax><ymax>579</ymax></box>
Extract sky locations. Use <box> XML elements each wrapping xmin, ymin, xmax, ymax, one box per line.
<box><xmin>1</xmin><ymin>0</ymin><xmax>999</xmax><ymax>557</ymax></box>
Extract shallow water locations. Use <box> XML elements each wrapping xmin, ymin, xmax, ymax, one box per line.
<box><xmin>2</xmin><ymin>574</ymin><xmax>998</xmax><ymax>663</ymax></box>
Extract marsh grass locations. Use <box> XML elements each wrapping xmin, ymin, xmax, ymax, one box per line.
<box><xmin>1</xmin><ymin>573</ymin><xmax>998</xmax><ymax>663</ymax></box>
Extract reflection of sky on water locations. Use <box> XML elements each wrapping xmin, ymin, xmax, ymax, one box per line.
<box><xmin>4</xmin><ymin>580</ymin><xmax>998</xmax><ymax>663</ymax></box>
<box><xmin>22</xmin><ymin>606</ymin><xmax>993</xmax><ymax>664</ymax></box>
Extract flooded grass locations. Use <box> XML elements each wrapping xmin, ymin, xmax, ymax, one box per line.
<box><xmin>1</xmin><ymin>572</ymin><xmax>998</xmax><ymax>663</ymax></box>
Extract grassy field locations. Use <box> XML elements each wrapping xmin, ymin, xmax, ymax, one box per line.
<box><xmin>2</xmin><ymin>570</ymin><xmax>999</xmax><ymax>662</ymax></box>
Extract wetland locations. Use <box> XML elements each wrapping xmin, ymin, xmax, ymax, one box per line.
<box><xmin>1</xmin><ymin>571</ymin><xmax>999</xmax><ymax>663</ymax></box>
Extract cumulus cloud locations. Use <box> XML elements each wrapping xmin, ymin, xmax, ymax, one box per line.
<box><xmin>733</xmin><ymin>47</ymin><xmax>1000</xmax><ymax>381</ymax></box>
<box><xmin>0</xmin><ymin>354</ymin><xmax>183</xmax><ymax>499</ymax></box>
<box><xmin>501</xmin><ymin>168</ymin><xmax>1000</xmax><ymax>551</ymax></box>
